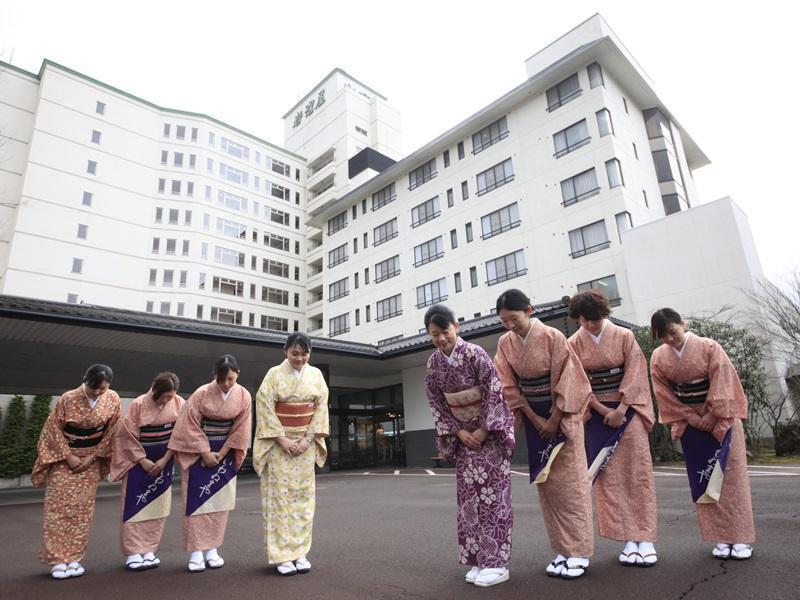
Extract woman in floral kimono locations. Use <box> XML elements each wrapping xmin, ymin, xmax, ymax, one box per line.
<box><xmin>168</xmin><ymin>355</ymin><xmax>252</xmax><ymax>572</ymax></box>
<box><xmin>423</xmin><ymin>304</ymin><xmax>514</xmax><ymax>588</ymax></box>
<box><xmin>110</xmin><ymin>372</ymin><xmax>184</xmax><ymax>571</ymax></box>
<box><xmin>32</xmin><ymin>363</ymin><xmax>120</xmax><ymax>580</ymax></box>
<box><xmin>568</xmin><ymin>290</ymin><xmax>657</xmax><ymax>566</ymax></box>
<box><xmin>493</xmin><ymin>289</ymin><xmax>594</xmax><ymax>579</ymax></box>
<box><xmin>254</xmin><ymin>333</ymin><xmax>329</xmax><ymax>576</ymax></box>
<box><xmin>650</xmin><ymin>308</ymin><xmax>755</xmax><ymax>560</ymax></box>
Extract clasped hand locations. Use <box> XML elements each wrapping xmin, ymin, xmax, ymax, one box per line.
<box><xmin>277</xmin><ymin>436</ymin><xmax>312</xmax><ymax>456</ymax></box>
<box><xmin>456</xmin><ymin>428</ymin><xmax>487</xmax><ymax>451</ymax></box>
<box><xmin>66</xmin><ymin>454</ymin><xmax>94</xmax><ymax>473</ymax></box>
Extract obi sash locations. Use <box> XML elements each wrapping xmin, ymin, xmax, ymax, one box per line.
<box><xmin>519</xmin><ymin>373</ymin><xmax>566</xmax><ymax>485</ymax></box>
<box><xmin>122</xmin><ymin>422</ymin><xmax>175</xmax><ymax>523</ymax></box>
<box><xmin>670</xmin><ymin>378</ymin><xmax>710</xmax><ymax>405</ymax></box>
<box><xmin>63</xmin><ymin>423</ymin><xmax>107</xmax><ymax>448</ymax></box>
<box><xmin>585</xmin><ymin>401</ymin><xmax>633</xmax><ymax>483</ymax></box>
<box><xmin>586</xmin><ymin>365</ymin><xmax>625</xmax><ymax>396</ymax></box>
<box><xmin>185</xmin><ymin>420</ymin><xmax>238</xmax><ymax>516</ymax></box>
<box><xmin>681</xmin><ymin>426</ymin><xmax>732</xmax><ymax>503</ymax></box>
<box><xmin>276</xmin><ymin>401</ymin><xmax>315</xmax><ymax>429</ymax></box>
<box><xmin>443</xmin><ymin>386</ymin><xmax>482</xmax><ymax>423</ymax></box>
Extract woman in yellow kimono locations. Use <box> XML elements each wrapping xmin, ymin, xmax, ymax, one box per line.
<box><xmin>254</xmin><ymin>333</ymin><xmax>329</xmax><ymax>576</ymax></box>
<box><xmin>32</xmin><ymin>363</ymin><xmax>120</xmax><ymax>580</ymax></box>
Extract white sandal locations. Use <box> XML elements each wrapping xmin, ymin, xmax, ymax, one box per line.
<box><xmin>619</xmin><ymin>541</ymin><xmax>638</xmax><ymax>565</ymax></box>
<box><xmin>561</xmin><ymin>558</ymin><xmax>589</xmax><ymax>579</ymax></box>
<box><xmin>66</xmin><ymin>562</ymin><xmax>85</xmax><ymax>578</ymax></box>
<box><xmin>126</xmin><ymin>554</ymin><xmax>145</xmax><ymax>571</ymax></box>
<box><xmin>546</xmin><ymin>554</ymin><xmax>566</xmax><ymax>577</ymax></box>
<box><xmin>712</xmin><ymin>543</ymin><xmax>731</xmax><ymax>559</ymax></box>
<box><xmin>294</xmin><ymin>556</ymin><xmax>311</xmax><ymax>573</ymax></box>
<box><xmin>637</xmin><ymin>542</ymin><xmax>657</xmax><ymax>567</ymax></box>
<box><xmin>730</xmin><ymin>544</ymin><xmax>753</xmax><ymax>560</ymax></box>
<box><xmin>50</xmin><ymin>563</ymin><xmax>70</xmax><ymax>580</ymax></box>
<box><xmin>142</xmin><ymin>552</ymin><xmax>160</xmax><ymax>569</ymax></box>
<box><xmin>276</xmin><ymin>561</ymin><xmax>297</xmax><ymax>576</ymax></box>
<box><xmin>474</xmin><ymin>567</ymin><xmax>509</xmax><ymax>587</ymax></box>
<box><xmin>465</xmin><ymin>566</ymin><xmax>481</xmax><ymax>583</ymax></box>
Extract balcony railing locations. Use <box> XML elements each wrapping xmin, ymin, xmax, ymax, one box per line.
<box><xmin>486</xmin><ymin>268</ymin><xmax>528</xmax><ymax>286</ymax></box>
<box><xmin>413</xmin><ymin>251</ymin><xmax>444</xmax><ymax>267</ymax></box>
<box><xmin>481</xmin><ymin>219</ymin><xmax>521</xmax><ymax>240</ymax></box>
<box><xmin>569</xmin><ymin>240</ymin><xmax>611</xmax><ymax>259</ymax></box>
<box><xmin>554</xmin><ymin>136</ymin><xmax>591</xmax><ymax>158</ymax></box>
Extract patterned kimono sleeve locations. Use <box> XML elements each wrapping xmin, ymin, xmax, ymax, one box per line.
<box><xmin>110</xmin><ymin>400</ymin><xmax>145</xmax><ymax>482</ymax></box>
<box><xmin>93</xmin><ymin>392</ymin><xmax>121</xmax><ymax>461</ymax></box>
<box><xmin>706</xmin><ymin>341</ymin><xmax>748</xmax><ymax>442</ymax></box>
<box><xmin>650</xmin><ymin>355</ymin><xmax>696</xmax><ymax>440</ymax></box>
<box><xmin>620</xmin><ymin>331</ymin><xmax>655</xmax><ymax>429</ymax></box>
<box><xmin>492</xmin><ymin>338</ymin><xmax>524</xmax><ymax>409</ymax></box>
<box><xmin>474</xmin><ymin>346</ymin><xmax>514</xmax><ymax>454</ymax></box>
<box><xmin>424</xmin><ymin>359</ymin><xmax>460</xmax><ymax>460</ymax></box>
<box><xmin>31</xmin><ymin>394</ymin><xmax>72</xmax><ymax>486</ymax></box>
<box><xmin>255</xmin><ymin>370</ymin><xmax>286</xmax><ymax>440</ymax></box>
<box><xmin>168</xmin><ymin>391</ymin><xmax>210</xmax><ymax>455</ymax></box>
<box><xmin>551</xmin><ymin>333</ymin><xmax>592</xmax><ymax>440</ymax></box>
<box><xmin>308</xmin><ymin>369</ymin><xmax>330</xmax><ymax>437</ymax></box>
<box><xmin>221</xmin><ymin>388</ymin><xmax>252</xmax><ymax>469</ymax></box>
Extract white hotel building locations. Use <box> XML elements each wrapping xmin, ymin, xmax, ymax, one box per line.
<box><xmin>0</xmin><ymin>15</ymin><xmax>773</xmax><ymax>466</ymax></box>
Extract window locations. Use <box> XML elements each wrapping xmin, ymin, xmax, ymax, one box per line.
<box><xmin>329</xmin><ymin>313</ymin><xmax>350</xmax><ymax>337</ymax></box>
<box><xmin>408</xmin><ymin>158</ymin><xmax>437</xmax><ymax>190</ymax></box>
<box><xmin>587</xmin><ymin>62</ymin><xmax>604</xmax><ymax>88</ymax></box>
<box><xmin>210</xmin><ymin>307</ymin><xmax>242</xmax><ymax>325</ymax></box>
<box><xmin>560</xmin><ymin>168</ymin><xmax>600</xmax><ymax>206</ymax></box>
<box><xmin>95</xmin><ymin>101</ymin><xmax>105</xmax><ymax>115</ymax></box>
<box><xmin>596</xmin><ymin>109</ymin><xmax>614</xmax><ymax>137</ymax></box>
<box><xmin>623</xmin><ymin>97</ymin><xmax>629</xmax><ymax>114</ymax></box>
<box><xmin>353</xmin><ymin>238</ymin><xmax>358</xmax><ymax>254</ymax></box>
<box><xmin>454</xmin><ymin>272</ymin><xmax>462</xmax><ymax>293</ymax></box>
<box><xmin>355</xmin><ymin>309</ymin><xmax>360</xmax><ymax>326</ymax></box>
<box><xmin>577</xmin><ymin>274</ymin><xmax>619</xmax><ymax>301</ymax></box>
<box><xmin>191</xmin><ymin>128</ymin><xmax>198</xmax><ymax>142</ymax></box>
<box><xmin>82</xmin><ymin>191</ymin><xmax>93</xmax><ymax>206</ymax></box>
<box><xmin>71</xmin><ymin>258</ymin><xmax>83</xmax><ymax>274</ymax></box>
<box><xmin>271</xmin><ymin>159</ymin><xmax>290</xmax><ymax>177</ymax></box>
<box><xmin>372</xmin><ymin>182</ymin><xmax>396</xmax><ymax>211</ymax></box>
<box><xmin>476</xmin><ymin>158</ymin><xmax>514</xmax><ymax>195</ymax></box>
<box><xmin>263</xmin><ymin>287</ymin><xmax>289</xmax><ymax>305</ymax></box>
<box><xmin>148</xmin><ymin>269</ymin><xmax>157</xmax><ymax>286</ymax></box>
<box><xmin>182</xmin><ymin>240</ymin><xmax>190</xmax><ymax>257</ymax></box>
<box><xmin>416</xmin><ymin>278</ymin><xmax>448</xmax><ymax>308</ymax></box>
<box><xmin>377</xmin><ymin>294</ymin><xmax>402</xmax><ymax>321</ymax></box>
<box><xmin>213</xmin><ymin>276</ymin><xmax>244</xmax><ymax>296</ymax></box>
<box><xmin>207</xmin><ymin>158</ymin><xmax>214</xmax><ymax>172</ymax></box>
<box><xmin>217</xmin><ymin>217</ymin><xmax>247</xmax><ymax>239</ymax></box>
<box><xmin>364</xmin><ymin>268</ymin><xmax>370</xmax><ymax>285</ymax></box>
<box><xmin>154</xmin><ymin>207</ymin><xmax>163</xmax><ymax>223</ymax></box>
<box><xmin>91</xmin><ymin>130</ymin><xmax>101</xmax><ymax>144</ymax></box>
<box><xmin>214</xmin><ymin>246</ymin><xmax>245</xmax><ymax>267</ymax></box>
<box><xmin>375</xmin><ymin>255</ymin><xmax>401</xmax><ymax>283</ymax></box>
<box><xmin>642</xmin><ymin>189</ymin><xmax>649</xmax><ymax>208</ymax></box>
<box><xmin>263</xmin><ymin>259</ymin><xmax>290</xmax><ymax>278</ymax></box>
<box><xmin>67</xmin><ymin>293</ymin><xmax>78</xmax><ymax>304</ymax></box>
<box><xmin>196</xmin><ymin>304</ymin><xmax>204</xmax><ymax>318</ymax></box>
<box><xmin>329</xmin><ymin>277</ymin><xmax>349</xmax><ymax>301</ymax></box>
<box><xmin>176</xmin><ymin>126</ymin><xmax>185</xmax><ymax>140</ymax></box>
<box><xmin>87</xmin><ymin>160</ymin><xmax>97</xmax><ymax>174</ymax></box>
<box><xmin>469</xmin><ymin>266</ymin><xmax>478</xmax><ymax>288</ymax></box>
<box><xmin>366</xmin><ymin>305</ymin><xmax>371</xmax><ymax>322</ymax></box>
<box><xmin>354</xmin><ymin>272</ymin><xmax>359</xmax><ymax>289</ymax></box>
<box><xmin>446</xmin><ymin>188</ymin><xmax>454</xmax><ymax>208</ymax></box>
<box><xmin>355</xmin><ymin>125</ymin><xmax>368</xmax><ymax>136</ymax></box>
<box><xmin>472</xmin><ymin>116</ymin><xmax>509</xmax><ymax>153</ymax></box>
<box><xmin>481</xmin><ymin>203</ymin><xmax>520</xmax><ymax>239</ymax></box>
<box><xmin>546</xmin><ymin>73</ymin><xmax>581</xmax><ymax>111</ymax></box>
<box><xmin>351</xmin><ymin>205</ymin><xmax>358</xmax><ymax>221</ymax></box>
<box><xmin>77</xmin><ymin>224</ymin><xmax>88</xmax><ymax>239</ymax></box>
<box><xmin>219</xmin><ymin>163</ymin><xmax>249</xmax><ymax>186</ymax></box>
<box><xmin>411</xmin><ymin>196</ymin><xmax>440</xmax><ymax>227</ymax></box>
<box><xmin>328</xmin><ymin>211</ymin><xmax>348</xmax><ymax>235</ymax></box>
<box><xmin>457</xmin><ymin>141</ymin><xmax>465</xmax><ymax>159</ymax></box>
<box><xmin>465</xmin><ymin>223</ymin><xmax>474</xmax><ymax>243</ymax></box>
<box><xmin>264</xmin><ymin>233</ymin><xmax>290</xmax><ymax>252</ymax></box>
<box><xmin>163</xmin><ymin>270</ymin><xmax>174</xmax><ymax>287</ymax></box>
<box><xmin>179</xmin><ymin>270</ymin><xmax>187</xmax><ymax>287</ymax></box>
<box><xmin>605</xmin><ymin>158</ymin><xmax>624</xmax><ymax>188</ymax></box>
<box><xmin>443</xmin><ymin>149</ymin><xmax>450</xmax><ymax>168</ymax></box>
<box><xmin>163</xmin><ymin>123</ymin><xmax>171</xmax><ymax>137</ymax></box>
<box><xmin>264</xmin><ymin>316</ymin><xmax>289</xmax><ymax>332</ymax></box>
<box><xmin>171</xmin><ymin>180</ymin><xmax>181</xmax><ymax>195</ymax></box>
<box><xmin>615</xmin><ymin>212</ymin><xmax>633</xmax><ymax>242</ymax></box>
<box><xmin>161</xmin><ymin>150</ymin><xmax>168</xmax><ymax>165</ymax></box>
<box><xmin>177</xmin><ymin>303</ymin><xmax>185</xmax><ymax>316</ymax></box>
<box><xmin>569</xmin><ymin>220</ymin><xmax>610</xmax><ymax>258</ymax></box>
<box><xmin>270</xmin><ymin>183</ymin><xmax>289</xmax><ymax>200</ymax></box>
<box><xmin>165</xmin><ymin>239</ymin><xmax>177</xmax><ymax>255</ymax></box>
<box><xmin>158</xmin><ymin>178</ymin><xmax>166</xmax><ymax>193</ymax></box>
<box><xmin>174</xmin><ymin>152</ymin><xmax>184</xmax><ymax>167</ymax></box>
<box><xmin>553</xmin><ymin>120</ymin><xmax>590</xmax><ymax>158</ymax></box>
<box><xmin>362</xmin><ymin>232</ymin><xmax>368</xmax><ymax>249</ymax></box>
<box><xmin>218</xmin><ymin>190</ymin><xmax>248</xmax><ymax>212</ymax></box>
<box><xmin>269</xmin><ymin>208</ymin><xmax>290</xmax><ymax>226</ymax></box>
<box><xmin>652</xmin><ymin>150</ymin><xmax>675</xmax><ymax>183</ymax></box>
<box><xmin>187</xmin><ymin>182</ymin><xmax>194</xmax><ymax>197</ymax></box>
<box><xmin>168</xmin><ymin>208</ymin><xmax>179</xmax><ymax>224</ymax></box>
<box><xmin>632</xmin><ymin>142</ymin><xmax>639</xmax><ymax>159</ymax></box>
<box><xmin>152</xmin><ymin>238</ymin><xmax>160</xmax><ymax>254</ymax></box>
<box><xmin>450</xmin><ymin>229</ymin><xmax>458</xmax><ymax>249</ymax></box>
<box><xmin>146</xmin><ymin>301</ymin><xmax>154</xmax><ymax>313</ymax></box>
<box><xmin>461</xmin><ymin>181</ymin><xmax>469</xmax><ymax>200</ymax></box>
<box><xmin>486</xmin><ymin>249</ymin><xmax>527</xmax><ymax>285</ymax></box>
<box><xmin>328</xmin><ymin>243</ymin><xmax>348</xmax><ymax>268</ymax></box>
<box><xmin>221</xmin><ymin>137</ymin><xmax>250</xmax><ymax>161</ymax></box>
<box><xmin>201</xmin><ymin>242</ymin><xmax>208</xmax><ymax>259</ymax></box>
<box><xmin>413</xmin><ymin>237</ymin><xmax>444</xmax><ymax>267</ymax></box>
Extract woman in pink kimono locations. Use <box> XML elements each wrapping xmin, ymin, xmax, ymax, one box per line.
<box><xmin>424</xmin><ymin>304</ymin><xmax>515</xmax><ymax>588</ymax></box>
<box><xmin>110</xmin><ymin>372</ymin><xmax>184</xmax><ymax>571</ymax></box>
<box><xmin>493</xmin><ymin>289</ymin><xmax>594</xmax><ymax>579</ymax></box>
<box><xmin>568</xmin><ymin>290</ymin><xmax>657</xmax><ymax>566</ymax></box>
<box><xmin>650</xmin><ymin>308</ymin><xmax>754</xmax><ymax>560</ymax></box>
<box><xmin>168</xmin><ymin>355</ymin><xmax>252</xmax><ymax>572</ymax></box>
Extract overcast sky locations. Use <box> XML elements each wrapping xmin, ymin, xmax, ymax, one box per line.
<box><xmin>2</xmin><ymin>0</ymin><xmax>797</xmax><ymax>284</ymax></box>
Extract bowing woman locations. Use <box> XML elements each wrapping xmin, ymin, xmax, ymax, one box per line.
<box><xmin>110</xmin><ymin>372</ymin><xmax>184</xmax><ymax>571</ymax></box>
<box><xmin>32</xmin><ymin>364</ymin><xmax>121</xmax><ymax>580</ymax></box>
<box><xmin>253</xmin><ymin>333</ymin><xmax>329</xmax><ymax>576</ymax></box>
<box><xmin>492</xmin><ymin>289</ymin><xmax>594</xmax><ymax>580</ymax></box>
<box><xmin>168</xmin><ymin>355</ymin><xmax>252</xmax><ymax>572</ymax></box>
<box><xmin>650</xmin><ymin>308</ymin><xmax>755</xmax><ymax>560</ymax></box>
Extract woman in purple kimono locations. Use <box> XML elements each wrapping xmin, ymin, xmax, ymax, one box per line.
<box><xmin>423</xmin><ymin>304</ymin><xmax>515</xmax><ymax>588</ymax></box>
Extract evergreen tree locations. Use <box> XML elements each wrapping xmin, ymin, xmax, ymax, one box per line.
<box><xmin>0</xmin><ymin>395</ymin><xmax>28</xmax><ymax>478</ymax></box>
<box><xmin>23</xmin><ymin>395</ymin><xmax>53</xmax><ymax>473</ymax></box>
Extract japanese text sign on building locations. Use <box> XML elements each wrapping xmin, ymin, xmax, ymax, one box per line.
<box><xmin>293</xmin><ymin>89</ymin><xmax>326</xmax><ymax>128</ymax></box>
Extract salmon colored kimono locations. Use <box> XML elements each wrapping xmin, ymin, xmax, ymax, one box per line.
<box><xmin>253</xmin><ymin>360</ymin><xmax>329</xmax><ymax>564</ymax></box>
<box><xmin>494</xmin><ymin>319</ymin><xmax>594</xmax><ymax>558</ymax></box>
<box><xmin>110</xmin><ymin>392</ymin><xmax>185</xmax><ymax>555</ymax></box>
<box><xmin>168</xmin><ymin>381</ymin><xmax>252</xmax><ymax>552</ymax></box>
<box><xmin>569</xmin><ymin>320</ymin><xmax>657</xmax><ymax>542</ymax></box>
<box><xmin>32</xmin><ymin>386</ymin><xmax>121</xmax><ymax>564</ymax></box>
<box><xmin>651</xmin><ymin>332</ymin><xmax>755</xmax><ymax>544</ymax></box>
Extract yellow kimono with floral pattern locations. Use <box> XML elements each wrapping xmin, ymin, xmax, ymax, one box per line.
<box><xmin>254</xmin><ymin>360</ymin><xmax>329</xmax><ymax>564</ymax></box>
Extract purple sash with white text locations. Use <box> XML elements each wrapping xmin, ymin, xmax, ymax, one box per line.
<box><xmin>519</xmin><ymin>373</ymin><xmax>567</xmax><ymax>484</ymax></box>
<box><xmin>681</xmin><ymin>426</ymin><xmax>732</xmax><ymax>503</ymax></box>
<box><xmin>185</xmin><ymin>420</ymin><xmax>239</xmax><ymax>516</ymax></box>
<box><xmin>123</xmin><ymin>423</ymin><xmax>175</xmax><ymax>522</ymax></box>
<box><xmin>585</xmin><ymin>401</ymin><xmax>633</xmax><ymax>483</ymax></box>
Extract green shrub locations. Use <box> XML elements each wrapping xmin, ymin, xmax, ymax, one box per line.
<box><xmin>22</xmin><ymin>395</ymin><xmax>52</xmax><ymax>473</ymax></box>
<box><xmin>0</xmin><ymin>395</ymin><xmax>28</xmax><ymax>478</ymax></box>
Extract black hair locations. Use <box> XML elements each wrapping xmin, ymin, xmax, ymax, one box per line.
<box><xmin>151</xmin><ymin>372</ymin><xmax>179</xmax><ymax>401</ymax></box>
<box><xmin>213</xmin><ymin>354</ymin><xmax>240</xmax><ymax>383</ymax></box>
<box><xmin>495</xmin><ymin>288</ymin><xmax>531</xmax><ymax>314</ymax></box>
<box><xmin>284</xmin><ymin>332</ymin><xmax>312</xmax><ymax>353</ymax></box>
<box><xmin>424</xmin><ymin>304</ymin><xmax>457</xmax><ymax>331</ymax></box>
<box><xmin>83</xmin><ymin>364</ymin><xmax>113</xmax><ymax>388</ymax></box>
<box><xmin>569</xmin><ymin>289</ymin><xmax>612</xmax><ymax>321</ymax></box>
<box><xmin>650</xmin><ymin>308</ymin><xmax>683</xmax><ymax>340</ymax></box>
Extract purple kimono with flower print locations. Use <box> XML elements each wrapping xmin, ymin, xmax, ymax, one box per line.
<box><xmin>425</xmin><ymin>337</ymin><xmax>515</xmax><ymax>568</ymax></box>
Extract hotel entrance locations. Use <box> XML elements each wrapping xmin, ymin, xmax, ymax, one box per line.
<box><xmin>327</xmin><ymin>384</ymin><xmax>405</xmax><ymax>469</ymax></box>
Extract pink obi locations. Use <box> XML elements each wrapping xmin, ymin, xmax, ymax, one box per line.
<box><xmin>443</xmin><ymin>386</ymin><xmax>483</xmax><ymax>422</ymax></box>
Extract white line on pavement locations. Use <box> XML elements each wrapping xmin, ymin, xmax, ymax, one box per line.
<box><xmin>425</xmin><ymin>469</ymin><xmax>436</xmax><ymax>475</ymax></box>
